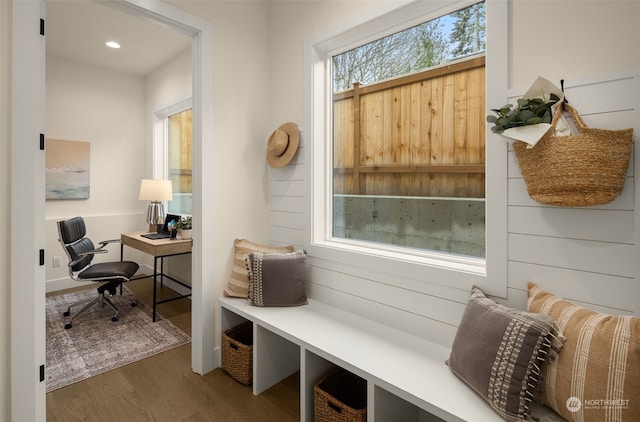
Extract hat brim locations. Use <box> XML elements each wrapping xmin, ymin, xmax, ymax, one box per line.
<box><xmin>267</xmin><ymin>122</ymin><xmax>300</xmax><ymax>168</ymax></box>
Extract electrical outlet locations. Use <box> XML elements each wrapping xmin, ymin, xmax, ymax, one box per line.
<box><xmin>53</xmin><ymin>256</ymin><xmax>61</xmax><ymax>268</ymax></box>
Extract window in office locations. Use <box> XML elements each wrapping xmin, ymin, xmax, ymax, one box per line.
<box><xmin>167</xmin><ymin>108</ymin><xmax>192</xmax><ymax>215</ymax></box>
<box><xmin>331</xmin><ymin>1</ymin><xmax>486</xmax><ymax>258</ymax></box>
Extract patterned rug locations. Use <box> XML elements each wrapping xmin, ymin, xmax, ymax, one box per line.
<box><xmin>46</xmin><ymin>285</ymin><xmax>191</xmax><ymax>392</ymax></box>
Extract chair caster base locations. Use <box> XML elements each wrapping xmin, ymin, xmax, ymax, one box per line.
<box><xmin>63</xmin><ymin>308</ymin><xmax>70</xmax><ymax>317</ymax></box>
<box><xmin>64</xmin><ymin>323</ymin><xmax>72</xmax><ymax>329</ymax></box>
<box><xmin>112</xmin><ymin>316</ymin><xmax>119</xmax><ymax>322</ymax></box>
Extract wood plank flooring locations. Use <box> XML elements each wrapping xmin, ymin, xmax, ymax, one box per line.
<box><xmin>46</xmin><ymin>278</ymin><xmax>299</xmax><ymax>421</ymax></box>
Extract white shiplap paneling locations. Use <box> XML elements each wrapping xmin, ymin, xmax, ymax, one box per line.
<box><xmin>508</xmin><ymin>206</ymin><xmax>634</xmax><ymax>243</ymax></box>
<box><xmin>269</xmin><ymin>69</ymin><xmax>639</xmax><ymax>349</ymax></box>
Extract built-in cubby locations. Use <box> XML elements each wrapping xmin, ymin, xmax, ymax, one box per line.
<box><xmin>219</xmin><ymin>297</ymin><xmax>500</xmax><ymax>421</ymax></box>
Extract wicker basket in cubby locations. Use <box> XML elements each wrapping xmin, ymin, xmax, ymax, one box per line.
<box><xmin>221</xmin><ymin>321</ymin><xmax>253</xmax><ymax>385</ymax></box>
<box><xmin>314</xmin><ymin>368</ymin><xmax>367</xmax><ymax>422</ymax></box>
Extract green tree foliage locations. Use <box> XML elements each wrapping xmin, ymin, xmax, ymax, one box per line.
<box><xmin>332</xmin><ymin>1</ymin><xmax>486</xmax><ymax>92</ymax></box>
<box><xmin>450</xmin><ymin>2</ymin><xmax>486</xmax><ymax>57</ymax></box>
<box><xmin>412</xmin><ymin>19</ymin><xmax>449</xmax><ymax>73</ymax></box>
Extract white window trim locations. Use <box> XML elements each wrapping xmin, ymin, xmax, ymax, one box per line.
<box><xmin>304</xmin><ymin>0</ymin><xmax>508</xmax><ymax>297</ymax></box>
<box><xmin>153</xmin><ymin>97</ymin><xmax>192</xmax><ymax>180</ymax></box>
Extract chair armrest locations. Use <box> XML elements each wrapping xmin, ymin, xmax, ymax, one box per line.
<box><xmin>99</xmin><ymin>239</ymin><xmax>122</xmax><ymax>247</ymax></box>
<box><xmin>78</xmin><ymin>249</ymin><xmax>108</xmax><ymax>257</ymax></box>
<box><xmin>69</xmin><ymin>249</ymin><xmax>108</xmax><ymax>267</ymax></box>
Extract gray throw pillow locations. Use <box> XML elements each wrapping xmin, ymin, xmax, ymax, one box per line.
<box><xmin>224</xmin><ymin>239</ymin><xmax>294</xmax><ymax>298</ymax></box>
<box><xmin>447</xmin><ymin>286</ymin><xmax>561</xmax><ymax>422</ymax></box>
<box><xmin>246</xmin><ymin>250</ymin><xmax>308</xmax><ymax>307</ymax></box>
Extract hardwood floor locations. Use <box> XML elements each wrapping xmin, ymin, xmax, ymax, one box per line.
<box><xmin>46</xmin><ymin>278</ymin><xmax>300</xmax><ymax>421</ymax></box>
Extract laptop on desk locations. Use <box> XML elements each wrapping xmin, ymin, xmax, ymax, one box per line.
<box><xmin>141</xmin><ymin>213</ymin><xmax>181</xmax><ymax>239</ymax></box>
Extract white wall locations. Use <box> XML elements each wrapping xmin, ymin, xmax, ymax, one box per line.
<box><xmin>166</xmin><ymin>0</ymin><xmax>273</xmax><ymax>305</ymax></box>
<box><xmin>267</xmin><ymin>0</ymin><xmax>640</xmax><ymax>348</ymax></box>
<box><xmin>3</xmin><ymin>0</ymin><xmax>637</xmax><ymax>418</ymax></box>
<box><xmin>43</xmin><ymin>0</ymin><xmax>276</xmax><ymax>341</ymax></box>
<box><xmin>45</xmin><ymin>46</ymin><xmax>197</xmax><ymax>289</ymax></box>
<box><xmin>0</xmin><ymin>0</ymin><xmax>11</xmax><ymax>419</ymax></box>
<box><xmin>4</xmin><ymin>0</ymin><xmax>276</xmax><ymax>416</ymax></box>
<box><xmin>45</xmin><ymin>55</ymin><xmax>148</xmax><ymax>290</ymax></box>
<box><xmin>144</xmin><ymin>47</ymin><xmax>192</xmax><ymax>174</ymax></box>
<box><xmin>144</xmin><ymin>47</ymin><xmax>193</xmax><ymax>282</ymax></box>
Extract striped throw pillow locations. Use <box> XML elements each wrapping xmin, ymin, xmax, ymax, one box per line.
<box><xmin>224</xmin><ymin>239</ymin><xmax>293</xmax><ymax>298</ymax></box>
<box><xmin>448</xmin><ymin>286</ymin><xmax>561</xmax><ymax>421</ymax></box>
<box><xmin>527</xmin><ymin>282</ymin><xmax>640</xmax><ymax>422</ymax></box>
<box><xmin>246</xmin><ymin>250</ymin><xmax>308</xmax><ymax>307</ymax></box>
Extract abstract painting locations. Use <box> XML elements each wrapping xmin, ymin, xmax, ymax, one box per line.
<box><xmin>46</xmin><ymin>139</ymin><xmax>90</xmax><ymax>200</ymax></box>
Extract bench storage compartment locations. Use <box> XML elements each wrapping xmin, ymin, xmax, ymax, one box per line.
<box><xmin>219</xmin><ymin>296</ymin><xmax>505</xmax><ymax>421</ymax></box>
<box><xmin>221</xmin><ymin>321</ymin><xmax>253</xmax><ymax>385</ymax></box>
<box><xmin>314</xmin><ymin>368</ymin><xmax>367</xmax><ymax>422</ymax></box>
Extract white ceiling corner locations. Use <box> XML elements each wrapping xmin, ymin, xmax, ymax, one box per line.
<box><xmin>46</xmin><ymin>0</ymin><xmax>192</xmax><ymax>76</ymax></box>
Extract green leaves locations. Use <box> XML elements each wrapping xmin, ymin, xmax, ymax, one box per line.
<box><xmin>176</xmin><ymin>216</ymin><xmax>192</xmax><ymax>230</ymax></box>
<box><xmin>487</xmin><ymin>93</ymin><xmax>560</xmax><ymax>133</ymax></box>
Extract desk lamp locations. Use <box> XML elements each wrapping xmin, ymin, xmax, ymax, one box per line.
<box><xmin>139</xmin><ymin>179</ymin><xmax>173</xmax><ymax>232</ymax></box>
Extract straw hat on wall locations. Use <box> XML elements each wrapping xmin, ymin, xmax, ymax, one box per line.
<box><xmin>267</xmin><ymin>122</ymin><xmax>299</xmax><ymax>168</ymax></box>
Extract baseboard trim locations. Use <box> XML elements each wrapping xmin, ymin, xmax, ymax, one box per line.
<box><xmin>46</xmin><ymin>265</ymin><xmax>192</xmax><ymax>299</ymax></box>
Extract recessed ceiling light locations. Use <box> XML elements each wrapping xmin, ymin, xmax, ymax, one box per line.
<box><xmin>106</xmin><ymin>41</ymin><xmax>121</xmax><ymax>49</ymax></box>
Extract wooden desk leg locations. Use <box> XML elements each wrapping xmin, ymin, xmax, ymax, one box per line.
<box><xmin>153</xmin><ymin>256</ymin><xmax>158</xmax><ymax>322</ymax></box>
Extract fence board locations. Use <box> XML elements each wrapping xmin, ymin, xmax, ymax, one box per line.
<box><xmin>334</xmin><ymin>57</ymin><xmax>486</xmax><ymax>198</ymax></box>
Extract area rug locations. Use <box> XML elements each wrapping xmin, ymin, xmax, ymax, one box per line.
<box><xmin>46</xmin><ymin>285</ymin><xmax>191</xmax><ymax>392</ymax></box>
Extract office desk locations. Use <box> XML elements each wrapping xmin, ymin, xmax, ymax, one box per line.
<box><xmin>121</xmin><ymin>231</ymin><xmax>192</xmax><ymax>322</ymax></box>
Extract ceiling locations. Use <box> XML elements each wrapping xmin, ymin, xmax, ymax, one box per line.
<box><xmin>46</xmin><ymin>0</ymin><xmax>192</xmax><ymax>76</ymax></box>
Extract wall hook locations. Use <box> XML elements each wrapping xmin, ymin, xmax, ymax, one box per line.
<box><xmin>560</xmin><ymin>79</ymin><xmax>569</xmax><ymax>109</ymax></box>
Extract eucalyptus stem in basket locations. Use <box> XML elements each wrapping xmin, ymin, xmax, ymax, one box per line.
<box><xmin>487</xmin><ymin>94</ymin><xmax>561</xmax><ymax>133</ymax></box>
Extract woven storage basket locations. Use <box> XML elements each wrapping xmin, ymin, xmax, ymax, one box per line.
<box><xmin>314</xmin><ymin>368</ymin><xmax>367</xmax><ymax>422</ymax></box>
<box><xmin>513</xmin><ymin>104</ymin><xmax>633</xmax><ymax>207</ymax></box>
<box><xmin>221</xmin><ymin>321</ymin><xmax>253</xmax><ymax>385</ymax></box>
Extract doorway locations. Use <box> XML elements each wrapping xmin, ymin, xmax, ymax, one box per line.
<box><xmin>10</xmin><ymin>1</ymin><xmax>214</xmax><ymax>420</ymax></box>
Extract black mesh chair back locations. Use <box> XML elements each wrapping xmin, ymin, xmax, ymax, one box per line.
<box><xmin>56</xmin><ymin>216</ymin><xmax>140</xmax><ymax>329</ymax></box>
<box><xmin>59</xmin><ymin>217</ymin><xmax>95</xmax><ymax>273</ymax></box>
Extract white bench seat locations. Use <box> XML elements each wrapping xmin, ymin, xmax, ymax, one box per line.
<box><xmin>219</xmin><ymin>297</ymin><xmax>502</xmax><ymax>421</ymax></box>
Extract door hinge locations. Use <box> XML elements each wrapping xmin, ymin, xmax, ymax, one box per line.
<box><xmin>40</xmin><ymin>365</ymin><xmax>45</xmax><ymax>382</ymax></box>
<box><xmin>40</xmin><ymin>134</ymin><xmax>45</xmax><ymax>150</ymax></box>
<box><xmin>39</xmin><ymin>249</ymin><xmax>45</xmax><ymax>266</ymax></box>
<box><xmin>40</xmin><ymin>19</ymin><xmax>45</xmax><ymax>36</ymax></box>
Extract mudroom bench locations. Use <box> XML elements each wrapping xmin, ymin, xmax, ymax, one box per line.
<box><xmin>218</xmin><ymin>297</ymin><xmax>501</xmax><ymax>421</ymax></box>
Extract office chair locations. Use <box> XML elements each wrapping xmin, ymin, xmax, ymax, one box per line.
<box><xmin>57</xmin><ymin>216</ymin><xmax>140</xmax><ymax>329</ymax></box>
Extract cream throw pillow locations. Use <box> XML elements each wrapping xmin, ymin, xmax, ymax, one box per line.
<box><xmin>224</xmin><ymin>239</ymin><xmax>293</xmax><ymax>298</ymax></box>
<box><xmin>527</xmin><ymin>282</ymin><xmax>640</xmax><ymax>422</ymax></box>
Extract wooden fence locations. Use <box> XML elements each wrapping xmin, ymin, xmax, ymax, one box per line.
<box><xmin>333</xmin><ymin>56</ymin><xmax>485</xmax><ymax>198</ymax></box>
<box><xmin>168</xmin><ymin>108</ymin><xmax>192</xmax><ymax>194</ymax></box>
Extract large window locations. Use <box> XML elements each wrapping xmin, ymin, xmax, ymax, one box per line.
<box><xmin>307</xmin><ymin>0</ymin><xmax>508</xmax><ymax>292</ymax></box>
<box><xmin>332</xmin><ymin>2</ymin><xmax>486</xmax><ymax>258</ymax></box>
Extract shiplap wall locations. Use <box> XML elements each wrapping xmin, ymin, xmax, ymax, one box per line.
<box><xmin>269</xmin><ymin>69</ymin><xmax>639</xmax><ymax>349</ymax></box>
<box><xmin>504</xmin><ymin>70</ymin><xmax>640</xmax><ymax>316</ymax></box>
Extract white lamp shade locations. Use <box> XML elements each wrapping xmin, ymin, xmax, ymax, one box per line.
<box><xmin>139</xmin><ymin>179</ymin><xmax>173</xmax><ymax>201</ymax></box>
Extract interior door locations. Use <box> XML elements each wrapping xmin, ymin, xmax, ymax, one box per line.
<box><xmin>11</xmin><ymin>0</ymin><xmax>47</xmax><ymax>420</ymax></box>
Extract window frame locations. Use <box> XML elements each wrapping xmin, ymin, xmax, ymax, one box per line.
<box><xmin>304</xmin><ymin>0</ymin><xmax>508</xmax><ymax>297</ymax></box>
<box><xmin>153</xmin><ymin>97</ymin><xmax>192</xmax><ymax>213</ymax></box>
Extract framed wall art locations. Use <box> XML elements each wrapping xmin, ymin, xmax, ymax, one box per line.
<box><xmin>46</xmin><ymin>139</ymin><xmax>90</xmax><ymax>200</ymax></box>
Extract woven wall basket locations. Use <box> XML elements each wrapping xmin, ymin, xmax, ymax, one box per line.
<box><xmin>513</xmin><ymin>104</ymin><xmax>633</xmax><ymax>207</ymax></box>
